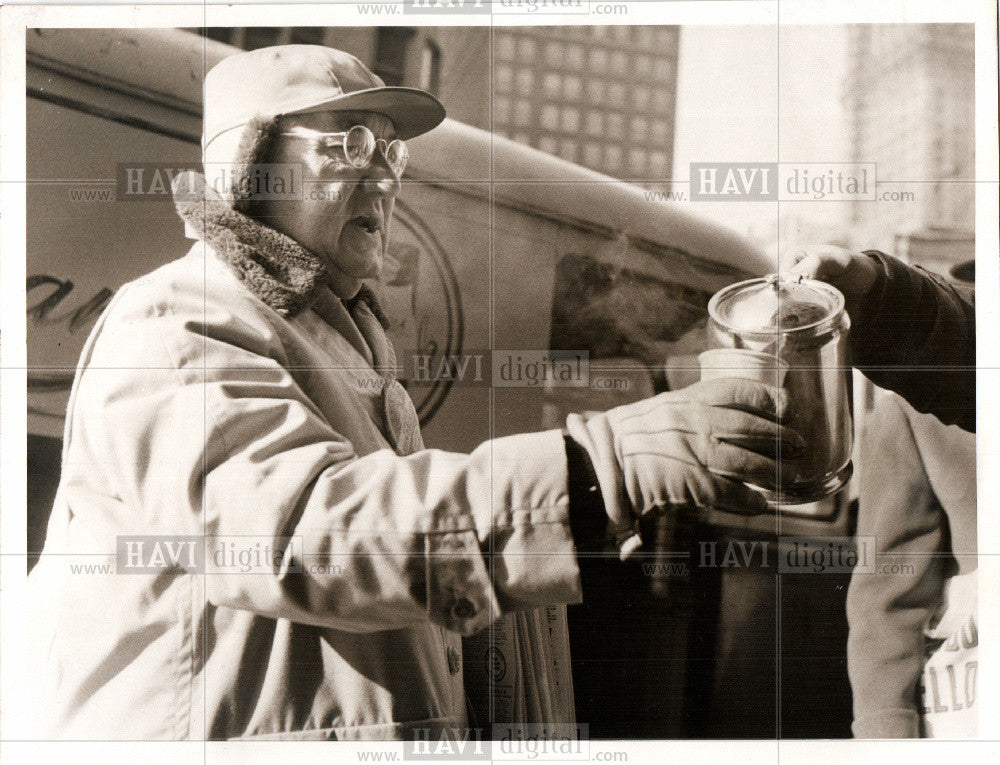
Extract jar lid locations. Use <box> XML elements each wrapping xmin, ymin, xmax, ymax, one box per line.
<box><xmin>709</xmin><ymin>274</ymin><xmax>844</xmax><ymax>334</ymax></box>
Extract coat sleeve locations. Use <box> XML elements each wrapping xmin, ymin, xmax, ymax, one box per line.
<box><xmin>850</xmin><ymin>251</ymin><xmax>975</xmax><ymax>432</ymax></box>
<box><xmin>70</xmin><ymin>277</ymin><xmax>584</xmax><ymax>636</ymax></box>
<box><xmin>846</xmin><ymin>395</ymin><xmax>953</xmax><ymax>738</ymax></box>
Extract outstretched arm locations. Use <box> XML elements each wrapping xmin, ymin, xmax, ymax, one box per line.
<box><xmin>790</xmin><ymin>246</ymin><xmax>975</xmax><ymax>432</ymax></box>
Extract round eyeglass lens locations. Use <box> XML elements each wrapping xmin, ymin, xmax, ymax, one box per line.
<box><xmin>344</xmin><ymin>125</ymin><xmax>376</xmax><ymax>168</ymax></box>
<box><xmin>385</xmin><ymin>140</ymin><xmax>409</xmax><ymax>176</ymax></box>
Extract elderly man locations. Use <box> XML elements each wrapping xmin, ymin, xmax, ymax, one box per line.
<box><xmin>27</xmin><ymin>45</ymin><xmax>797</xmax><ymax>740</ymax></box>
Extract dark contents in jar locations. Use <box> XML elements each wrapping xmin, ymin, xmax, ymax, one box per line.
<box><xmin>763</xmin><ymin>299</ymin><xmax>829</xmax><ymax>330</ymax></box>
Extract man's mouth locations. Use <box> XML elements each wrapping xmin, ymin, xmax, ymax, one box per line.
<box><xmin>350</xmin><ymin>215</ymin><xmax>382</xmax><ymax>234</ymax></box>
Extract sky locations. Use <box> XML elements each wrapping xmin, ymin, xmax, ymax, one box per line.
<box><xmin>672</xmin><ymin>25</ymin><xmax>851</xmax><ymax>241</ymax></box>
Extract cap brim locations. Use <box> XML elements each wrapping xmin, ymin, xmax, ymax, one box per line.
<box><xmin>284</xmin><ymin>86</ymin><xmax>446</xmax><ymax>140</ymax></box>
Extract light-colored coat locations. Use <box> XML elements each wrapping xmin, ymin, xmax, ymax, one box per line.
<box><xmin>27</xmin><ymin>244</ymin><xmax>582</xmax><ymax>740</ymax></box>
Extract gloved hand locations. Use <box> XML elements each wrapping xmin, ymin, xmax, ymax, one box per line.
<box><xmin>565</xmin><ymin>376</ymin><xmax>802</xmax><ymax>559</ymax></box>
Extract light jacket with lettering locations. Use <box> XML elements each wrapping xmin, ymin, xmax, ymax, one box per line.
<box><xmin>847</xmin><ymin>394</ymin><xmax>976</xmax><ymax>738</ymax></box>
<box><xmin>845</xmin><ymin>252</ymin><xmax>976</xmax><ymax>737</ymax></box>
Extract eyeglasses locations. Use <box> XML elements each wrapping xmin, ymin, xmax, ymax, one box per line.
<box><xmin>280</xmin><ymin>125</ymin><xmax>409</xmax><ymax>178</ymax></box>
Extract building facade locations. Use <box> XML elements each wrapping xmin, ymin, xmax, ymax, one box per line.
<box><xmin>842</xmin><ymin>23</ymin><xmax>974</xmax><ymax>269</ymax></box>
<box><xmin>492</xmin><ymin>25</ymin><xmax>678</xmax><ymax>184</ymax></box>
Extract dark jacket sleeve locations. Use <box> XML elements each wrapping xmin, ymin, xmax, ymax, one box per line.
<box><xmin>849</xmin><ymin>251</ymin><xmax>975</xmax><ymax>432</ymax></box>
<box><xmin>564</xmin><ymin>434</ymin><xmax>608</xmax><ymax>556</ymax></box>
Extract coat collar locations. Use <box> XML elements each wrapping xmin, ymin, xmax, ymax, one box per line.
<box><xmin>173</xmin><ymin>170</ymin><xmax>326</xmax><ymax>317</ymax></box>
<box><xmin>172</xmin><ymin>170</ymin><xmax>389</xmax><ymax>329</ymax></box>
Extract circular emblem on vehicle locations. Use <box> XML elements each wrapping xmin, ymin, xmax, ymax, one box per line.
<box><xmin>373</xmin><ymin>198</ymin><xmax>463</xmax><ymax>428</ymax></box>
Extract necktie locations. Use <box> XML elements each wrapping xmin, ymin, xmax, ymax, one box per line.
<box><xmin>344</xmin><ymin>287</ymin><xmax>422</xmax><ymax>455</ymax></box>
<box><xmin>344</xmin><ymin>286</ymin><xmax>395</xmax><ymax>378</ymax></box>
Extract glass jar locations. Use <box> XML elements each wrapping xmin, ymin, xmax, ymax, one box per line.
<box><xmin>705</xmin><ymin>274</ymin><xmax>853</xmax><ymax>505</ymax></box>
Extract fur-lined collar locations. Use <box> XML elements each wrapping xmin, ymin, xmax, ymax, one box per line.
<box><xmin>173</xmin><ymin>170</ymin><xmax>327</xmax><ymax>317</ymax></box>
<box><xmin>172</xmin><ymin>170</ymin><xmax>389</xmax><ymax>328</ymax></box>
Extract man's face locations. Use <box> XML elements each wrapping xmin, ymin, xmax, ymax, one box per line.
<box><xmin>259</xmin><ymin>110</ymin><xmax>401</xmax><ymax>283</ymax></box>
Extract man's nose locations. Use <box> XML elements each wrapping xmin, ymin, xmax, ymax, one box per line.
<box><xmin>361</xmin><ymin>149</ymin><xmax>402</xmax><ymax>197</ymax></box>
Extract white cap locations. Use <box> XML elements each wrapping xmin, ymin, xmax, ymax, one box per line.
<box><xmin>202</xmin><ymin>44</ymin><xmax>446</xmax><ymax>150</ymax></box>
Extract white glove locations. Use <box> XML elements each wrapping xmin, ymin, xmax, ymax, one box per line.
<box><xmin>566</xmin><ymin>376</ymin><xmax>801</xmax><ymax>559</ymax></box>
